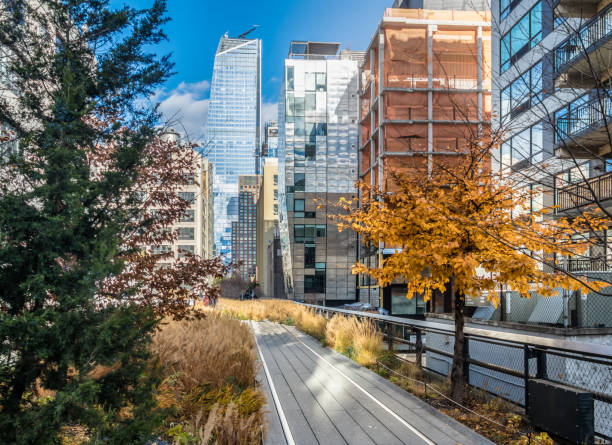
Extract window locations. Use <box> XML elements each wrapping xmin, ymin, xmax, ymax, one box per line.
<box><xmin>500</xmin><ymin>0</ymin><xmax>518</xmax><ymax>20</ymax></box>
<box><xmin>287</xmin><ymin>66</ymin><xmax>294</xmax><ymax>91</ymax></box>
<box><xmin>180</xmin><ymin>210</ymin><xmax>195</xmax><ymax>222</ymax></box>
<box><xmin>274</xmin><ymin>203</ymin><xmax>278</xmax><ymax>215</ymax></box>
<box><xmin>305</xmin><ymin>72</ymin><xmax>316</xmax><ymax>91</ymax></box>
<box><xmin>501</xmin><ymin>2</ymin><xmax>542</xmax><ymax>72</ymax></box>
<box><xmin>178</xmin><ymin>245</ymin><xmax>195</xmax><ymax>258</ymax></box>
<box><xmin>305</xmin><ymin>93</ymin><xmax>315</xmax><ymax>112</ymax></box>
<box><xmin>178</xmin><ymin>227</ymin><xmax>194</xmax><ymax>240</ymax></box>
<box><xmin>306</xmin><ymin>143</ymin><xmax>316</xmax><ymax>161</ymax></box>
<box><xmin>178</xmin><ymin>192</ymin><xmax>195</xmax><ymax>204</ymax></box>
<box><xmin>500</xmin><ymin>121</ymin><xmax>544</xmax><ymax>171</ymax></box>
<box><xmin>151</xmin><ymin>245</ymin><xmax>171</xmax><ymax>255</ymax></box>
<box><xmin>316</xmin><ymin>123</ymin><xmax>327</xmax><ymax>136</ymax></box>
<box><xmin>500</xmin><ymin>62</ymin><xmax>542</xmax><ymax>118</ymax></box>
<box><xmin>295</xmin><ymin>173</ymin><xmax>305</xmax><ymax>192</ymax></box>
<box><xmin>304</xmin><ymin>270</ymin><xmax>325</xmax><ymax>293</ymax></box>
<box><xmin>274</xmin><ymin>189</ymin><xmax>278</xmax><ymax>200</ymax></box>
<box><xmin>294</xmin><ymin>199</ymin><xmax>305</xmax><ymax>211</ymax></box>
<box><xmin>305</xmin><ymin>244</ymin><xmax>315</xmax><ymax>268</ymax></box>
<box><xmin>316</xmin><ymin>225</ymin><xmax>326</xmax><ymax>237</ymax></box>
<box><xmin>554</xmin><ymin>94</ymin><xmax>590</xmax><ymax>143</ymax></box>
<box><xmin>316</xmin><ymin>73</ymin><xmax>326</xmax><ymax>91</ymax></box>
<box><xmin>315</xmin><ymin>262</ymin><xmax>326</xmax><ymax>270</ymax></box>
<box><xmin>273</xmin><ymin>174</ymin><xmax>278</xmax><ymax>185</ymax></box>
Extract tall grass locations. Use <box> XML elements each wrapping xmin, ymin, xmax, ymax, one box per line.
<box><xmin>151</xmin><ymin>312</ymin><xmax>265</xmax><ymax>444</ymax></box>
<box><xmin>325</xmin><ymin>314</ymin><xmax>383</xmax><ymax>365</ymax></box>
<box><xmin>215</xmin><ymin>299</ymin><xmax>383</xmax><ymax>366</ymax></box>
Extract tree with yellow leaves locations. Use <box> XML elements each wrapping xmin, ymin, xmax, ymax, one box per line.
<box><xmin>335</xmin><ymin>132</ymin><xmax>608</xmax><ymax>402</ymax></box>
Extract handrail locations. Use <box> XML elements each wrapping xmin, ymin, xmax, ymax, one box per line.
<box><xmin>299</xmin><ymin>303</ymin><xmax>612</xmax><ymax>359</ymax></box>
<box><xmin>556</xmin><ymin>170</ymin><xmax>612</xmax><ymax>212</ymax></box>
<box><xmin>554</xmin><ymin>2</ymin><xmax>612</xmax><ymax>72</ymax></box>
<box><xmin>555</xmin><ymin>94</ymin><xmax>612</xmax><ymax>143</ymax></box>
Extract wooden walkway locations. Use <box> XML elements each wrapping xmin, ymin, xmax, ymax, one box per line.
<box><xmin>253</xmin><ymin>321</ymin><xmax>494</xmax><ymax>445</ymax></box>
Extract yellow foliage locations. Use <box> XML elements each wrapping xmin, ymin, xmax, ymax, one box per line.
<box><xmin>335</xmin><ymin>134</ymin><xmax>609</xmax><ymax>304</ymax></box>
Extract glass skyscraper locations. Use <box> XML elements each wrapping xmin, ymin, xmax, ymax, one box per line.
<box><xmin>278</xmin><ymin>41</ymin><xmax>362</xmax><ymax>303</ymax></box>
<box><xmin>205</xmin><ymin>36</ymin><xmax>261</xmax><ymax>262</ymax></box>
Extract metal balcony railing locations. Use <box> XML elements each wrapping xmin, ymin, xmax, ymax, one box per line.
<box><xmin>555</xmin><ymin>94</ymin><xmax>612</xmax><ymax>144</ymax></box>
<box><xmin>554</xmin><ymin>4</ymin><xmax>612</xmax><ymax>72</ymax></box>
<box><xmin>556</xmin><ymin>171</ymin><xmax>612</xmax><ymax>211</ymax></box>
<box><xmin>564</xmin><ymin>256</ymin><xmax>610</xmax><ymax>272</ymax></box>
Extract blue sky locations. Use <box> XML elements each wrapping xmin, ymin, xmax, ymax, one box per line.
<box><xmin>117</xmin><ymin>0</ymin><xmax>390</xmax><ymax>141</ymax></box>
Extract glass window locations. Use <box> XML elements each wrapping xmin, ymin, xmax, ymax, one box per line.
<box><xmin>178</xmin><ymin>227</ymin><xmax>194</xmax><ymax>240</ymax></box>
<box><xmin>295</xmin><ymin>199</ymin><xmax>305</xmax><ymax>211</ymax></box>
<box><xmin>501</xmin><ymin>62</ymin><xmax>543</xmax><ymax>118</ymax></box>
<box><xmin>305</xmin><ymin>142</ymin><xmax>316</xmax><ymax>161</ymax></box>
<box><xmin>315</xmin><ymin>262</ymin><xmax>326</xmax><ymax>270</ymax></box>
<box><xmin>273</xmin><ymin>174</ymin><xmax>278</xmax><ymax>185</ymax></box>
<box><xmin>305</xmin><ymin>244</ymin><xmax>315</xmax><ymax>268</ymax></box>
<box><xmin>513</xmin><ymin>128</ymin><xmax>530</xmax><ymax>164</ymax></box>
<box><xmin>180</xmin><ymin>209</ymin><xmax>195</xmax><ymax>222</ymax></box>
<box><xmin>500</xmin><ymin>0</ymin><xmax>512</xmax><ymax>20</ymax></box>
<box><xmin>316</xmin><ymin>225</ymin><xmax>326</xmax><ymax>237</ymax></box>
<box><xmin>305</xmin><ymin>92</ymin><xmax>316</xmax><ymax>112</ymax></box>
<box><xmin>501</xmin><ymin>2</ymin><xmax>542</xmax><ymax>73</ymax></box>
<box><xmin>287</xmin><ymin>66</ymin><xmax>294</xmax><ymax>91</ymax></box>
<box><xmin>501</xmin><ymin>34</ymin><xmax>511</xmax><ymax>72</ymax></box>
<box><xmin>294</xmin><ymin>118</ymin><xmax>305</xmax><ymax>136</ymax></box>
<box><xmin>295</xmin><ymin>173</ymin><xmax>305</xmax><ymax>192</ymax></box>
<box><xmin>178</xmin><ymin>245</ymin><xmax>195</xmax><ymax>258</ymax></box>
<box><xmin>305</xmin><ymin>73</ymin><xmax>316</xmax><ymax>91</ymax></box>
<box><xmin>501</xmin><ymin>87</ymin><xmax>511</xmax><ymax>118</ymax></box>
<box><xmin>316</xmin><ymin>73</ymin><xmax>326</xmax><ymax>91</ymax></box>
<box><xmin>286</xmin><ymin>92</ymin><xmax>295</xmax><ymax>116</ymax></box>
<box><xmin>178</xmin><ymin>192</ymin><xmax>195</xmax><ymax>204</ymax></box>
<box><xmin>316</xmin><ymin>123</ymin><xmax>327</xmax><ymax>136</ymax></box>
<box><xmin>294</xmin><ymin>96</ymin><xmax>304</xmax><ymax>116</ymax></box>
<box><xmin>294</xmin><ymin>224</ymin><xmax>305</xmax><ymax>242</ymax></box>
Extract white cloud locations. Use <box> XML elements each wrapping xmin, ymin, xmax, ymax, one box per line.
<box><xmin>262</xmin><ymin>102</ymin><xmax>278</xmax><ymax>125</ymax></box>
<box><xmin>154</xmin><ymin>80</ymin><xmax>211</xmax><ymax>143</ymax></box>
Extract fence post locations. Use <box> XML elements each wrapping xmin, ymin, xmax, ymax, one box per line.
<box><xmin>415</xmin><ymin>328</ymin><xmax>423</xmax><ymax>368</ymax></box>
<box><xmin>524</xmin><ymin>344</ymin><xmax>530</xmax><ymax>414</ymax></box>
<box><xmin>536</xmin><ymin>349</ymin><xmax>547</xmax><ymax>379</ymax></box>
<box><xmin>463</xmin><ymin>336</ymin><xmax>470</xmax><ymax>385</ymax></box>
<box><xmin>386</xmin><ymin>322</ymin><xmax>394</xmax><ymax>351</ymax></box>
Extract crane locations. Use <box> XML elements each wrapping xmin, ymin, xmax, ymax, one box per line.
<box><xmin>238</xmin><ymin>25</ymin><xmax>259</xmax><ymax>39</ymax></box>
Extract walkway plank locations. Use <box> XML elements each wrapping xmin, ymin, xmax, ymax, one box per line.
<box><xmin>253</xmin><ymin>321</ymin><xmax>494</xmax><ymax>445</ymax></box>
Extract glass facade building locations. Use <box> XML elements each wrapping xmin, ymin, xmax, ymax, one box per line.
<box><xmin>278</xmin><ymin>41</ymin><xmax>362</xmax><ymax>303</ymax></box>
<box><xmin>205</xmin><ymin>36</ymin><xmax>261</xmax><ymax>262</ymax></box>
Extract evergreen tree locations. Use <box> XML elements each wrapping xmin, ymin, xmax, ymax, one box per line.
<box><xmin>0</xmin><ymin>1</ymin><xmax>175</xmax><ymax>442</ymax></box>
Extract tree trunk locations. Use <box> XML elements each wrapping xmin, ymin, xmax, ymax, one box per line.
<box><xmin>449</xmin><ymin>275</ymin><xmax>466</xmax><ymax>402</ymax></box>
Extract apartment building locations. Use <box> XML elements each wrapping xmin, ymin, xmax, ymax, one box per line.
<box><xmin>154</xmin><ymin>130</ymin><xmax>211</xmax><ymax>263</ymax></box>
<box><xmin>256</xmin><ymin>158</ymin><xmax>285</xmax><ymax>297</ymax></box>
<box><xmin>359</xmin><ymin>5</ymin><xmax>491</xmax><ymax>315</ymax></box>
<box><xmin>231</xmin><ymin>175</ymin><xmax>260</xmax><ymax>282</ymax></box>
<box><xmin>278</xmin><ymin>41</ymin><xmax>362</xmax><ymax>304</ymax></box>
<box><xmin>492</xmin><ymin>0</ymin><xmax>612</xmax><ymax>327</ymax></box>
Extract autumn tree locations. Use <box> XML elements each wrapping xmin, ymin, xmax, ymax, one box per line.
<box><xmin>336</xmin><ymin>130</ymin><xmax>608</xmax><ymax>402</ymax></box>
<box><xmin>0</xmin><ymin>1</ymin><xmax>223</xmax><ymax>442</ymax></box>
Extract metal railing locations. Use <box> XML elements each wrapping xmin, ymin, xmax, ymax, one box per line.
<box><xmin>554</xmin><ymin>3</ymin><xmax>612</xmax><ymax>72</ymax></box>
<box><xmin>300</xmin><ymin>303</ymin><xmax>612</xmax><ymax>441</ymax></box>
<box><xmin>556</xmin><ymin>171</ymin><xmax>612</xmax><ymax>211</ymax></box>
<box><xmin>555</xmin><ymin>94</ymin><xmax>612</xmax><ymax>144</ymax></box>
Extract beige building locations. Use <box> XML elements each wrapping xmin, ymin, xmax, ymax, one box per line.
<box><xmin>201</xmin><ymin>158</ymin><xmax>214</xmax><ymax>259</ymax></box>
<box><xmin>256</xmin><ymin>158</ymin><xmax>280</xmax><ymax>297</ymax></box>
<box><xmin>157</xmin><ymin>130</ymin><xmax>213</xmax><ymax>263</ymax></box>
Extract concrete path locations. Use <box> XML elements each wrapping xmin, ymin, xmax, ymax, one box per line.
<box><xmin>252</xmin><ymin>321</ymin><xmax>494</xmax><ymax>445</ymax></box>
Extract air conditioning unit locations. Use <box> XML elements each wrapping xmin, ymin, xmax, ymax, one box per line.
<box><xmin>528</xmin><ymin>379</ymin><xmax>594</xmax><ymax>444</ymax></box>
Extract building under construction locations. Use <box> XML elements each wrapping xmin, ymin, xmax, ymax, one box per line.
<box><xmin>358</xmin><ymin>6</ymin><xmax>491</xmax><ymax>314</ymax></box>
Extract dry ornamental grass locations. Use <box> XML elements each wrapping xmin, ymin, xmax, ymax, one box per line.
<box><xmin>152</xmin><ymin>312</ymin><xmax>265</xmax><ymax>444</ymax></box>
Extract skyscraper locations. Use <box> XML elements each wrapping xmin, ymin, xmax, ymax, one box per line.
<box><xmin>205</xmin><ymin>35</ymin><xmax>261</xmax><ymax>262</ymax></box>
<box><xmin>231</xmin><ymin>175</ymin><xmax>260</xmax><ymax>281</ymax></box>
<box><xmin>278</xmin><ymin>41</ymin><xmax>362</xmax><ymax>304</ymax></box>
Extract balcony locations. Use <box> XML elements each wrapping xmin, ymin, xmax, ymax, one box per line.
<box><xmin>565</xmin><ymin>257</ymin><xmax>610</xmax><ymax>272</ymax></box>
<box><xmin>554</xmin><ymin>0</ymin><xmax>599</xmax><ymax>20</ymax></box>
<box><xmin>554</xmin><ymin>4</ymin><xmax>612</xmax><ymax>87</ymax></box>
<box><xmin>555</xmin><ymin>93</ymin><xmax>612</xmax><ymax>157</ymax></box>
<box><xmin>556</xmin><ymin>171</ymin><xmax>612</xmax><ymax>212</ymax></box>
